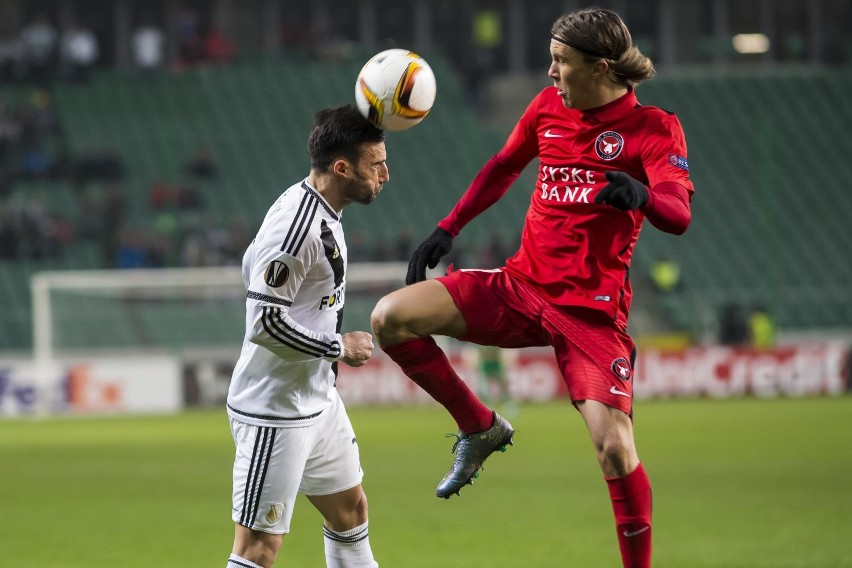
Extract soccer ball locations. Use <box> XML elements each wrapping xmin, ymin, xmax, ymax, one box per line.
<box><xmin>355</xmin><ymin>48</ymin><xmax>437</xmax><ymax>131</ymax></box>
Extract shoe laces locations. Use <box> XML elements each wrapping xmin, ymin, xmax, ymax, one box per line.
<box><xmin>446</xmin><ymin>432</ymin><xmax>464</xmax><ymax>454</ymax></box>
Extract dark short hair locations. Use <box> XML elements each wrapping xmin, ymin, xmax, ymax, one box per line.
<box><xmin>308</xmin><ymin>105</ymin><xmax>386</xmax><ymax>172</ymax></box>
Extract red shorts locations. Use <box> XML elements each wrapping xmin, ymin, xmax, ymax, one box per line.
<box><xmin>437</xmin><ymin>268</ymin><xmax>636</xmax><ymax>415</ymax></box>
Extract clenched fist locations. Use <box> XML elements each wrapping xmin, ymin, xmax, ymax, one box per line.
<box><xmin>340</xmin><ymin>331</ymin><xmax>374</xmax><ymax>367</ymax></box>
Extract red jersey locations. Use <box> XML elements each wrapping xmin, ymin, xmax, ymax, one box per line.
<box><xmin>438</xmin><ymin>87</ymin><xmax>694</xmax><ymax>328</ymax></box>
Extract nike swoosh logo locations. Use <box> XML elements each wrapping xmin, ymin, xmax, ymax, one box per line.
<box><xmin>544</xmin><ymin>129</ymin><xmax>561</xmax><ymax>138</ymax></box>
<box><xmin>610</xmin><ymin>386</ymin><xmax>631</xmax><ymax>398</ymax></box>
<box><xmin>623</xmin><ymin>526</ymin><xmax>650</xmax><ymax>538</ymax></box>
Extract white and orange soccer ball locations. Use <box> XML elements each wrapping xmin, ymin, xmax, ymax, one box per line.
<box><xmin>355</xmin><ymin>48</ymin><xmax>437</xmax><ymax>131</ymax></box>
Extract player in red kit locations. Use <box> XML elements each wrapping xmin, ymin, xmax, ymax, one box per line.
<box><xmin>371</xmin><ymin>8</ymin><xmax>693</xmax><ymax>567</ymax></box>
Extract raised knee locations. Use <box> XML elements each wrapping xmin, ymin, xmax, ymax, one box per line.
<box><xmin>370</xmin><ymin>295</ymin><xmax>403</xmax><ymax>345</ymax></box>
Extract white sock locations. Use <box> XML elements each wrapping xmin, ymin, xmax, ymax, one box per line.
<box><xmin>227</xmin><ymin>552</ymin><xmax>264</xmax><ymax>568</ymax></box>
<box><xmin>323</xmin><ymin>521</ymin><xmax>378</xmax><ymax>567</ymax></box>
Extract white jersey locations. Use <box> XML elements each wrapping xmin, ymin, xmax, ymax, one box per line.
<box><xmin>227</xmin><ymin>179</ymin><xmax>347</xmax><ymax>428</ymax></box>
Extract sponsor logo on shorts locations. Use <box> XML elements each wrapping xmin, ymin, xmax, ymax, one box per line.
<box><xmin>611</xmin><ymin>357</ymin><xmax>632</xmax><ymax>380</ymax></box>
<box><xmin>610</xmin><ymin>385</ymin><xmax>631</xmax><ymax>398</ymax></box>
<box><xmin>265</xmin><ymin>503</ymin><xmax>284</xmax><ymax>524</ymax></box>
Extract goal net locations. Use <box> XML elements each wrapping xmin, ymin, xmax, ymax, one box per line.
<box><xmin>31</xmin><ymin>262</ymin><xmax>414</xmax><ymax>358</ymax></box>
<box><xmin>28</xmin><ymin>262</ymin><xmax>419</xmax><ymax>415</ymax></box>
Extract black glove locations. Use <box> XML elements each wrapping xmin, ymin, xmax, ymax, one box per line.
<box><xmin>594</xmin><ymin>171</ymin><xmax>649</xmax><ymax>211</ymax></box>
<box><xmin>406</xmin><ymin>227</ymin><xmax>454</xmax><ymax>285</ymax></box>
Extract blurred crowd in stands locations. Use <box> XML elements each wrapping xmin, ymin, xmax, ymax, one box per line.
<box><xmin>0</xmin><ymin>7</ymin><xmax>264</xmax><ymax>273</ymax></box>
<box><xmin>0</xmin><ymin>88</ymin><xmax>68</xmax><ymax>259</ymax></box>
<box><xmin>0</xmin><ymin>9</ymin><xmax>235</xmax><ymax>88</ymax></box>
<box><xmin>0</xmin><ymin>85</ymin><xmax>247</xmax><ymax>269</ymax></box>
<box><xmin>0</xmin><ymin>86</ymin><xmax>513</xmax><ymax>272</ymax></box>
<box><xmin>0</xmin><ymin>7</ymin><xmax>247</xmax><ymax>269</ymax></box>
<box><xmin>0</xmin><ymin>7</ymin><xmax>521</xmax><ymax>277</ymax></box>
<box><xmin>1</xmin><ymin>13</ymin><xmax>102</xmax><ymax>86</ymax></box>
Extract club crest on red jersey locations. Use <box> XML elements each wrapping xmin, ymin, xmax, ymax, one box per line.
<box><xmin>595</xmin><ymin>131</ymin><xmax>624</xmax><ymax>160</ymax></box>
<box><xmin>611</xmin><ymin>357</ymin><xmax>632</xmax><ymax>380</ymax></box>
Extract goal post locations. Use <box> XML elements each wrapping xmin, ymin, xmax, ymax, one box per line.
<box><xmin>29</xmin><ymin>262</ymin><xmax>418</xmax><ymax>416</ymax></box>
<box><xmin>32</xmin><ymin>266</ymin><xmax>239</xmax><ymax>364</ymax></box>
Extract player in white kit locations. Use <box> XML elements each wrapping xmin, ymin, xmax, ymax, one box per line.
<box><xmin>226</xmin><ymin>105</ymin><xmax>387</xmax><ymax>568</ymax></box>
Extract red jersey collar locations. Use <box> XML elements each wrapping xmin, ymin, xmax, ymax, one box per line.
<box><xmin>576</xmin><ymin>88</ymin><xmax>638</xmax><ymax>124</ymax></box>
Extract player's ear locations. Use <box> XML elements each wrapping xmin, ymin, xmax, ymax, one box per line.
<box><xmin>331</xmin><ymin>158</ymin><xmax>351</xmax><ymax>178</ymax></box>
<box><xmin>592</xmin><ymin>59</ymin><xmax>609</xmax><ymax>78</ymax></box>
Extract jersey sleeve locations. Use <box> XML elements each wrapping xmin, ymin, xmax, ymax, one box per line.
<box><xmin>640</xmin><ymin>113</ymin><xmax>694</xmax><ymax>195</ymax></box>
<box><xmin>638</xmin><ymin>113</ymin><xmax>694</xmax><ymax>234</ymax></box>
<box><xmin>244</xmin><ymin>233</ymin><xmax>343</xmax><ymax>363</ymax></box>
<box><xmin>438</xmin><ymin>93</ymin><xmax>541</xmax><ymax>236</ymax></box>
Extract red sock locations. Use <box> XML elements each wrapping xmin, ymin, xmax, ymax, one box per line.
<box><xmin>382</xmin><ymin>337</ymin><xmax>493</xmax><ymax>433</ymax></box>
<box><xmin>606</xmin><ymin>463</ymin><xmax>653</xmax><ymax>568</ymax></box>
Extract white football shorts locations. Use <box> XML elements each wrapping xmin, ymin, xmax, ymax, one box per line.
<box><xmin>230</xmin><ymin>389</ymin><xmax>364</xmax><ymax>534</ymax></box>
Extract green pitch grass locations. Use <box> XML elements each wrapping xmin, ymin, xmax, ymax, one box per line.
<box><xmin>2</xmin><ymin>397</ymin><xmax>851</xmax><ymax>567</ymax></box>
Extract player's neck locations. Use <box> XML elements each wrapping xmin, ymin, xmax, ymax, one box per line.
<box><xmin>593</xmin><ymin>84</ymin><xmax>629</xmax><ymax>109</ymax></box>
<box><xmin>306</xmin><ymin>172</ymin><xmax>344</xmax><ymax>213</ymax></box>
